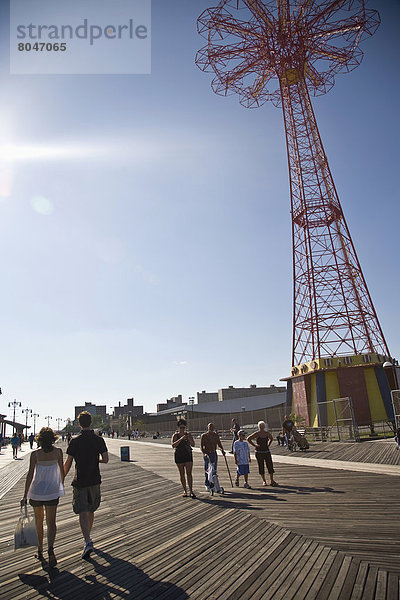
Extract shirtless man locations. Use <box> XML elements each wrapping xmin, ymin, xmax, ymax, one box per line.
<box><xmin>200</xmin><ymin>423</ymin><xmax>225</xmax><ymax>491</ymax></box>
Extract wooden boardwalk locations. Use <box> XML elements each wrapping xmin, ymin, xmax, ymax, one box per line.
<box><xmin>0</xmin><ymin>440</ymin><xmax>399</xmax><ymax>599</ymax></box>
<box><xmin>270</xmin><ymin>439</ymin><xmax>400</xmax><ymax>466</ymax></box>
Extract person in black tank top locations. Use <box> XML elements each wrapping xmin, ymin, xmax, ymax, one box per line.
<box><xmin>171</xmin><ymin>419</ymin><xmax>196</xmax><ymax>498</ymax></box>
<box><xmin>248</xmin><ymin>421</ymin><xmax>279</xmax><ymax>487</ymax></box>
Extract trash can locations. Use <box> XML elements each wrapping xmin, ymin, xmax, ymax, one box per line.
<box><xmin>120</xmin><ymin>446</ymin><xmax>130</xmax><ymax>462</ymax></box>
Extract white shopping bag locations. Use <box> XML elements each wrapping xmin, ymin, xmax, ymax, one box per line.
<box><xmin>206</xmin><ymin>459</ymin><xmax>221</xmax><ymax>492</ymax></box>
<box><xmin>14</xmin><ymin>505</ymin><xmax>39</xmax><ymax>549</ymax></box>
<box><xmin>206</xmin><ymin>461</ymin><xmax>215</xmax><ymax>485</ymax></box>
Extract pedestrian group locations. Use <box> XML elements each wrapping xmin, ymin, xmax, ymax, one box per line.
<box><xmin>20</xmin><ymin>411</ymin><xmax>109</xmax><ymax>566</ymax></box>
<box><xmin>171</xmin><ymin>418</ymin><xmax>280</xmax><ymax>498</ymax></box>
<box><xmin>18</xmin><ymin>411</ymin><xmax>310</xmax><ymax>566</ymax></box>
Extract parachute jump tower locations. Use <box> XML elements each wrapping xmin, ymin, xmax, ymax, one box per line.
<box><xmin>196</xmin><ymin>0</ymin><xmax>396</xmax><ymax>427</ymax></box>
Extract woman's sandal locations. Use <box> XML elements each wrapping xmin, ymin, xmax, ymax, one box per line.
<box><xmin>48</xmin><ymin>547</ymin><xmax>57</xmax><ymax>568</ymax></box>
<box><xmin>182</xmin><ymin>492</ymin><xmax>188</xmax><ymax>497</ymax></box>
<box><xmin>35</xmin><ymin>549</ymin><xmax>44</xmax><ymax>561</ymax></box>
<box><xmin>271</xmin><ymin>481</ymin><xmax>279</xmax><ymax>487</ymax></box>
<box><xmin>190</xmin><ymin>492</ymin><xmax>196</xmax><ymax>499</ymax></box>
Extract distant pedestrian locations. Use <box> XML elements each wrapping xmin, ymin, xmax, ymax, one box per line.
<box><xmin>29</xmin><ymin>433</ymin><xmax>35</xmax><ymax>449</ymax></box>
<box><xmin>230</xmin><ymin>418</ymin><xmax>240</xmax><ymax>453</ymax></box>
<box><xmin>247</xmin><ymin>421</ymin><xmax>278</xmax><ymax>487</ymax></box>
<box><xmin>11</xmin><ymin>432</ymin><xmax>19</xmax><ymax>459</ymax></box>
<box><xmin>200</xmin><ymin>423</ymin><xmax>225</xmax><ymax>493</ymax></box>
<box><xmin>282</xmin><ymin>415</ymin><xmax>295</xmax><ymax>450</ymax></box>
<box><xmin>67</xmin><ymin>432</ymin><xmax>72</xmax><ymax>444</ymax></box>
<box><xmin>276</xmin><ymin>433</ymin><xmax>285</xmax><ymax>446</ymax></box>
<box><xmin>395</xmin><ymin>427</ymin><xmax>400</xmax><ymax>450</ymax></box>
<box><xmin>18</xmin><ymin>433</ymin><xmax>24</xmax><ymax>449</ymax></box>
<box><xmin>20</xmin><ymin>427</ymin><xmax>65</xmax><ymax>567</ymax></box>
<box><xmin>233</xmin><ymin>430</ymin><xmax>251</xmax><ymax>488</ymax></box>
<box><xmin>64</xmin><ymin>411</ymin><xmax>109</xmax><ymax>559</ymax></box>
<box><xmin>171</xmin><ymin>419</ymin><xmax>196</xmax><ymax>498</ymax></box>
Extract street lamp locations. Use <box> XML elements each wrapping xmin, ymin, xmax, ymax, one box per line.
<box><xmin>45</xmin><ymin>415</ymin><xmax>52</xmax><ymax>427</ymax></box>
<box><xmin>8</xmin><ymin>400</ymin><xmax>21</xmax><ymax>433</ymax></box>
<box><xmin>22</xmin><ymin>407</ymin><xmax>32</xmax><ymax>437</ymax></box>
<box><xmin>32</xmin><ymin>413</ymin><xmax>39</xmax><ymax>436</ymax></box>
<box><xmin>56</xmin><ymin>417</ymin><xmax>62</xmax><ymax>433</ymax></box>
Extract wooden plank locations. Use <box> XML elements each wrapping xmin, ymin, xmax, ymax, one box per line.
<box><xmin>363</xmin><ymin>565</ymin><xmax>378</xmax><ymax>600</ymax></box>
<box><xmin>387</xmin><ymin>572</ymin><xmax>400</xmax><ymax>600</ymax></box>
<box><xmin>337</xmin><ymin>557</ymin><xmax>361</xmax><ymax>600</ymax></box>
<box><xmin>327</xmin><ymin>555</ymin><xmax>353</xmax><ymax>600</ymax></box>
<box><xmin>375</xmin><ymin>569</ymin><xmax>388</xmax><ymax>600</ymax></box>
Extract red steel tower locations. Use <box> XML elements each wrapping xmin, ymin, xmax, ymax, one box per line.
<box><xmin>196</xmin><ymin>1</ymin><xmax>395</xmax><ymax>426</ymax></box>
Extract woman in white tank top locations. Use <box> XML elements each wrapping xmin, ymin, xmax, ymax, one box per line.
<box><xmin>21</xmin><ymin>427</ymin><xmax>65</xmax><ymax>567</ymax></box>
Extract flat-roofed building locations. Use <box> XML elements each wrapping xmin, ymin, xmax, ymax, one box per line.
<box><xmin>74</xmin><ymin>402</ymin><xmax>107</xmax><ymax>421</ymax></box>
<box><xmin>218</xmin><ymin>384</ymin><xmax>285</xmax><ymax>402</ymax></box>
<box><xmin>197</xmin><ymin>391</ymin><xmax>219</xmax><ymax>404</ymax></box>
<box><xmin>113</xmin><ymin>398</ymin><xmax>144</xmax><ymax>418</ymax></box>
<box><xmin>157</xmin><ymin>395</ymin><xmax>184</xmax><ymax>413</ymax></box>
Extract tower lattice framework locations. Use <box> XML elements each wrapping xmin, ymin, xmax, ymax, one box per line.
<box><xmin>196</xmin><ymin>0</ymin><xmax>390</xmax><ymax>367</ymax></box>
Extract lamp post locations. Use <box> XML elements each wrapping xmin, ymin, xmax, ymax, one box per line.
<box><xmin>45</xmin><ymin>415</ymin><xmax>52</xmax><ymax>427</ymax></box>
<box><xmin>22</xmin><ymin>407</ymin><xmax>32</xmax><ymax>438</ymax></box>
<box><xmin>32</xmin><ymin>413</ymin><xmax>39</xmax><ymax>436</ymax></box>
<box><xmin>188</xmin><ymin>397</ymin><xmax>195</xmax><ymax>425</ymax></box>
<box><xmin>56</xmin><ymin>417</ymin><xmax>62</xmax><ymax>433</ymax></box>
<box><xmin>126</xmin><ymin>411</ymin><xmax>133</xmax><ymax>435</ymax></box>
<box><xmin>8</xmin><ymin>400</ymin><xmax>21</xmax><ymax>433</ymax></box>
<box><xmin>109</xmin><ymin>406</ymin><xmax>114</xmax><ymax>435</ymax></box>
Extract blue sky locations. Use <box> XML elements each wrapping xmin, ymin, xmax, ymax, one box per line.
<box><xmin>0</xmin><ymin>0</ymin><xmax>399</xmax><ymax>431</ymax></box>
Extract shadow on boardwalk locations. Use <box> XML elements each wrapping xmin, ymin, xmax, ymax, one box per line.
<box><xmin>20</xmin><ymin>549</ymin><xmax>188</xmax><ymax>599</ymax></box>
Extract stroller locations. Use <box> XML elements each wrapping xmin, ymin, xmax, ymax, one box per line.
<box><xmin>289</xmin><ymin>429</ymin><xmax>309</xmax><ymax>452</ymax></box>
<box><xmin>205</xmin><ymin>457</ymin><xmax>224</xmax><ymax>496</ymax></box>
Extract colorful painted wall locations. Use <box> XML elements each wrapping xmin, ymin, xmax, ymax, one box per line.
<box><xmin>286</xmin><ymin>365</ymin><xmax>394</xmax><ymax>426</ymax></box>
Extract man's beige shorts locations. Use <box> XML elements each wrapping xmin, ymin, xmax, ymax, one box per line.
<box><xmin>72</xmin><ymin>485</ymin><xmax>101</xmax><ymax>514</ymax></box>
